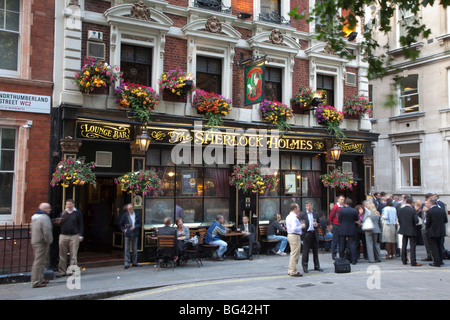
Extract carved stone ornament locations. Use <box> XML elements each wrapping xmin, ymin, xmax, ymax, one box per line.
<box><xmin>60</xmin><ymin>138</ymin><xmax>82</xmax><ymax>153</ymax></box>
<box><xmin>205</xmin><ymin>16</ymin><xmax>222</xmax><ymax>33</ymax></box>
<box><xmin>130</xmin><ymin>1</ymin><xmax>151</xmax><ymax>20</ymax></box>
<box><xmin>268</xmin><ymin>29</ymin><xmax>284</xmax><ymax>45</ymax></box>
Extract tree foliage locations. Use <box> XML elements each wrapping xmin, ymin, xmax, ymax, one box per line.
<box><xmin>289</xmin><ymin>0</ymin><xmax>448</xmax><ymax>79</ymax></box>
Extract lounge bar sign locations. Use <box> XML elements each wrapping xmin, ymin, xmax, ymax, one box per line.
<box><xmin>77</xmin><ymin>121</ymin><xmax>133</xmax><ymax>141</ymax></box>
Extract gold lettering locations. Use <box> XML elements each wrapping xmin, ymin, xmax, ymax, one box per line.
<box><xmin>194</xmin><ymin>131</ymin><xmax>204</xmax><ymax>145</ymax></box>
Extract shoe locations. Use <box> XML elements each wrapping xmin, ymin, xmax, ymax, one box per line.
<box><xmin>271</xmin><ymin>249</ymin><xmax>278</xmax><ymax>254</ymax></box>
<box><xmin>42</xmin><ymin>280</ymin><xmax>49</xmax><ymax>285</ymax></box>
<box><xmin>217</xmin><ymin>257</ymin><xmax>224</xmax><ymax>261</ymax></box>
<box><xmin>132</xmin><ymin>264</ymin><xmax>142</xmax><ymax>267</ymax></box>
<box><xmin>411</xmin><ymin>263</ymin><xmax>422</xmax><ymax>267</ymax></box>
<box><xmin>421</xmin><ymin>258</ymin><xmax>432</xmax><ymax>261</ymax></box>
<box><xmin>429</xmin><ymin>263</ymin><xmax>441</xmax><ymax>267</ymax></box>
<box><xmin>32</xmin><ymin>283</ymin><xmax>47</xmax><ymax>288</ymax></box>
<box><xmin>290</xmin><ymin>272</ymin><xmax>303</xmax><ymax>277</ymax></box>
<box><xmin>124</xmin><ymin>265</ymin><xmax>129</xmax><ymax>269</ymax></box>
<box><xmin>303</xmin><ymin>268</ymin><xmax>309</xmax><ymax>273</ymax></box>
<box><xmin>314</xmin><ymin>267</ymin><xmax>324</xmax><ymax>272</ymax></box>
<box><xmin>249</xmin><ymin>256</ymin><xmax>253</xmax><ymax>261</ymax></box>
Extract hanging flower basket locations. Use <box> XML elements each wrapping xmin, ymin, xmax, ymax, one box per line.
<box><xmin>259</xmin><ymin>100</ymin><xmax>293</xmax><ymax>133</ymax></box>
<box><xmin>73</xmin><ymin>57</ymin><xmax>121</xmax><ymax>94</ymax></box>
<box><xmin>314</xmin><ymin>105</ymin><xmax>345</xmax><ymax>139</ymax></box>
<box><xmin>114</xmin><ymin>81</ymin><xmax>159</xmax><ymax>123</ymax></box>
<box><xmin>158</xmin><ymin>68</ymin><xmax>194</xmax><ymax>101</ymax></box>
<box><xmin>50</xmin><ymin>156</ymin><xmax>97</xmax><ymax>188</ymax></box>
<box><xmin>320</xmin><ymin>167</ymin><xmax>357</xmax><ymax>190</ymax></box>
<box><xmin>343</xmin><ymin>94</ymin><xmax>373</xmax><ymax>119</ymax></box>
<box><xmin>115</xmin><ymin>169</ymin><xmax>164</xmax><ymax>197</ymax></box>
<box><xmin>229</xmin><ymin>163</ymin><xmax>279</xmax><ymax>195</ymax></box>
<box><xmin>193</xmin><ymin>89</ymin><xmax>232</xmax><ymax>128</ymax></box>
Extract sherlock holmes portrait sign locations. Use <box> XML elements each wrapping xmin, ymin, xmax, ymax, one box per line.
<box><xmin>244</xmin><ymin>63</ymin><xmax>264</xmax><ymax>106</ymax></box>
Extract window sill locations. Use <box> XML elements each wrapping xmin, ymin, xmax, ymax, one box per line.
<box><xmin>387</xmin><ymin>42</ymin><xmax>424</xmax><ymax>57</ymax></box>
<box><xmin>388</xmin><ymin>111</ymin><xmax>425</xmax><ymax>122</ymax></box>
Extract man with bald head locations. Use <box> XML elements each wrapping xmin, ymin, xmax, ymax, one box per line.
<box><xmin>31</xmin><ymin>203</ymin><xmax>53</xmax><ymax>288</ymax></box>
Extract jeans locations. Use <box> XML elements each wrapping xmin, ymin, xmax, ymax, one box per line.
<box><xmin>267</xmin><ymin>235</ymin><xmax>288</xmax><ymax>252</ymax></box>
<box><xmin>209</xmin><ymin>239</ymin><xmax>227</xmax><ymax>258</ymax></box>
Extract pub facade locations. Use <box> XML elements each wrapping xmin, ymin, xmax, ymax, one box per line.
<box><xmin>51</xmin><ymin>0</ymin><xmax>378</xmax><ymax>259</ymax></box>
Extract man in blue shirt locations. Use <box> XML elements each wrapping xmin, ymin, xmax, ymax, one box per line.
<box><xmin>206</xmin><ymin>215</ymin><xmax>228</xmax><ymax>261</ymax></box>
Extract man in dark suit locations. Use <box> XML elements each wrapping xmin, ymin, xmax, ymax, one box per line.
<box><xmin>338</xmin><ymin>198</ymin><xmax>359</xmax><ymax>264</ymax></box>
<box><xmin>238</xmin><ymin>216</ymin><xmax>259</xmax><ymax>260</ymax></box>
<box><xmin>397</xmin><ymin>196</ymin><xmax>421</xmax><ymax>266</ymax></box>
<box><xmin>425</xmin><ymin>197</ymin><xmax>448</xmax><ymax>267</ymax></box>
<box><xmin>300</xmin><ymin>201</ymin><xmax>323</xmax><ymax>273</ymax></box>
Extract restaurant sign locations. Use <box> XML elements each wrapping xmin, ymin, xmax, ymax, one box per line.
<box><xmin>76</xmin><ymin>121</ymin><xmax>133</xmax><ymax>141</ymax></box>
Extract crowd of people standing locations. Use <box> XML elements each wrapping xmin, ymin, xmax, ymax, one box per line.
<box><xmin>327</xmin><ymin>192</ymin><xmax>448</xmax><ymax>268</ymax></box>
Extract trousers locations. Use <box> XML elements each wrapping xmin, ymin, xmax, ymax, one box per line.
<box><xmin>58</xmin><ymin>234</ymin><xmax>80</xmax><ymax>275</ymax></box>
<box><xmin>287</xmin><ymin>234</ymin><xmax>301</xmax><ymax>275</ymax></box>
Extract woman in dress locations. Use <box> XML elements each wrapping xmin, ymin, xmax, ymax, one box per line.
<box><xmin>381</xmin><ymin>198</ymin><xmax>397</xmax><ymax>259</ymax></box>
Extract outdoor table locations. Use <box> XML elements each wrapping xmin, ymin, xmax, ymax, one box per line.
<box><xmin>223</xmin><ymin>231</ymin><xmax>245</xmax><ymax>257</ymax></box>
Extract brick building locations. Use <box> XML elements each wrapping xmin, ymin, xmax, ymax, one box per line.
<box><xmin>0</xmin><ymin>0</ymin><xmax>54</xmax><ymax>225</ymax></box>
<box><xmin>52</xmin><ymin>0</ymin><xmax>378</xmax><ymax>260</ymax></box>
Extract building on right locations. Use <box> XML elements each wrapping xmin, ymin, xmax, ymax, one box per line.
<box><xmin>369</xmin><ymin>3</ymin><xmax>450</xmax><ymax>205</ymax></box>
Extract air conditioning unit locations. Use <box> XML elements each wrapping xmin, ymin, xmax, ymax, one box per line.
<box><xmin>345</xmin><ymin>72</ymin><xmax>357</xmax><ymax>86</ymax></box>
<box><xmin>95</xmin><ymin>151</ymin><xmax>112</xmax><ymax>167</ymax></box>
<box><xmin>88</xmin><ymin>30</ymin><xmax>103</xmax><ymax>41</ymax></box>
<box><xmin>87</xmin><ymin>41</ymin><xmax>105</xmax><ymax>60</ymax></box>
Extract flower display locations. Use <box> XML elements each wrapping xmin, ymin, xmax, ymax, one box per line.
<box><xmin>115</xmin><ymin>169</ymin><xmax>164</xmax><ymax>197</ymax></box>
<box><xmin>229</xmin><ymin>163</ymin><xmax>279</xmax><ymax>195</ymax></box>
<box><xmin>259</xmin><ymin>100</ymin><xmax>293</xmax><ymax>132</ymax></box>
<box><xmin>114</xmin><ymin>81</ymin><xmax>159</xmax><ymax>123</ymax></box>
<box><xmin>50</xmin><ymin>157</ymin><xmax>97</xmax><ymax>188</ymax></box>
<box><xmin>320</xmin><ymin>167</ymin><xmax>357</xmax><ymax>190</ymax></box>
<box><xmin>158</xmin><ymin>68</ymin><xmax>194</xmax><ymax>96</ymax></box>
<box><xmin>73</xmin><ymin>57</ymin><xmax>121</xmax><ymax>94</ymax></box>
<box><xmin>193</xmin><ymin>89</ymin><xmax>232</xmax><ymax>128</ymax></box>
<box><xmin>314</xmin><ymin>105</ymin><xmax>345</xmax><ymax>139</ymax></box>
<box><xmin>343</xmin><ymin>94</ymin><xmax>373</xmax><ymax>118</ymax></box>
<box><xmin>290</xmin><ymin>87</ymin><xmax>314</xmax><ymax>113</ymax></box>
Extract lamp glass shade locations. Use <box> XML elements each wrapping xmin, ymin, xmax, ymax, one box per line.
<box><xmin>137</xmin><ymin>130</ymin><xmax>151</xmax><ymax>151</ymax></box>
<box><xmin>330</xmin><ymin>143</ymin><xmax>341</xmax><ymax>161</ymax></box>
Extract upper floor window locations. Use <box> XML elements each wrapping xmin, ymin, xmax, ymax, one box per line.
<box><xmin>194</xmin><ymin>0</ymin><xmax>231</xmax><ymax>14</ymax></box>
<box><xmin>398</xmin><ymin>74</ymin><xmax>419</xmax><ymax>114</ymax></box>
<box><xmin>121</xmin><ymin>44</ymin><xmax>152</xmax><ymax>86</ymax></box>
<box><xmin>317</xmin><ymin>74</ymin><xmax>335</xmax><ymax>107</ymax></box>
<box><xmin>264</xmin><ymin>67</ymin><xmax>282</xmax><ymax>102</ymax></box>
<box><xmin>259</xmin><ymin>0</ymin><xmax>290</xmax><ymax>26</ymax></box>
<box><xmin>399</xmin><ymin>144</ymin><xmax>421</xmax><ymax>188</ymax></box>
<box><xmin>397</xmin><ymin>7</ymin><xmax>415</xmax><ymax>47</ymax></box>
<box><xmin>0</xmin><ymin>0</ymin><xmax>20</xmax><ymax>74</ymax></box>
<box><xmin>196</xmin><ymin>56</ymin><xmax>222</xmax><ymax>94</ymax></box>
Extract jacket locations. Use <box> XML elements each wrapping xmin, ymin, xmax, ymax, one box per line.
<box><xmin>425</xmin><ymin>206</ymin><xmax>448</xmax><ymax>238</ymax></box>
<box><xmin>299</xmin><ymin>211</ymin><xmax>319</xmax><ymax>239</ymax></box>
<box><xmin>362</xmin><ymin>209</ymin><xmax>382</xmax><ymax>234</ymax></box>
<box><xmin>338</xmin><ymin>206</ymin><xmax>359</xmax><ymax>236</ymax></box>
<box><xmin>205</xmin><ymin>220</ymin><xmax>226</xmax><ymax>243</ymax></box>
<box><xmin>267</xmin><ymin>218</ymin><xmax>285</xmax><ymax>237</ymax></box>
<box><xmin>119</xmin><ymin>211</ymin><xmax>142</xmax><ymax>238</ymax></box>
<box><xmin>397</xmin><ymin>205</ymin><xmax>419</xmax><ymax>236</ymax></box>
<box><xmin>31</xmin><ymin>209</ymin><xmax>53</xmax><ymax>245</ymax></box>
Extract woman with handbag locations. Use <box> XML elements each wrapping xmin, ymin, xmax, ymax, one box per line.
<box><xmin>355</xmin><ymin>205</ymin><xmax>368</xmax><ymax>261</ymax></box>
<box><xmin>363</xmin><ymin>200</ymin><xmax>382</xmax><ymax>263</ymax></box>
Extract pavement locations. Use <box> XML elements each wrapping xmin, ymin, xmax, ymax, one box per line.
<box><xmin>1</xmin><ymin>238</ymin><xmax>449</xmax><ymax>300</ymax></box>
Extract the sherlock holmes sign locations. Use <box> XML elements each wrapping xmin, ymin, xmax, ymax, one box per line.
<box><xmin>76</xmin><ymin>121</ymin><xmax>132</xmax><ymax>141</ymax></box>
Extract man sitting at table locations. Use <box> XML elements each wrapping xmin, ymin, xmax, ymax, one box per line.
<box><xmin>206</xmin><ymin>215</ymin><xmax>228</xmax><ymax>261</ymax></box>
<box><xmin>238</xmin><ymin>216</ymin><xmax>260</xmax><ymax>260</ymax></box>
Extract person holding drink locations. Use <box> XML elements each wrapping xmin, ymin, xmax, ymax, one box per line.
<box><xmin>299</xmin><ymin>201</ymin><xmax>323</xmax><ymax>273</ymax></box>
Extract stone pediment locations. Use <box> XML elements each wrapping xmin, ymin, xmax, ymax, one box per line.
<box><xmin>182</xmin><ymin>16</ymin><xmax>241</xmax><ymax>43</ymax></box>
<box><xmin>104</xmin><ymin>4</ymin><xmax>173</xmax><ymax>30</ymax></box>
<box><xmin>248</xmin><ymin>29</ymin><xmax>301</xmax><ymax>55</ymax></box>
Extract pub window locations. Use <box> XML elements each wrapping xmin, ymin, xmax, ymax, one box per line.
<box><xmin>399</xmin><ymin>144</ymin><xmax>421</xmax><ymax>187</ymax></box>
<box><xmin>259</xmin><ymin>0</ymin><xmax>289</xmax><ymax>25</ymax></box>
<box><xmin>0</xmin><ymin>0</ymin><xmax>20</xmax><ymax>74</ymax></box>
<box><xmin>317</xmin><ymin>74</ymin><xmax>335</xmax><ymax>107</ymax></box>
<box><xmin>264</xmin><ymin>67</ymin><xmax>282</xmax><ymax>102</ymax></box>
<box><xmin>259</xmin><ymin>154</ymin><xmax>322</xmax><ymax>222</ymax></box>
<box><xmin>0</xmin><ymin>127</ymin><xmax>16</xmax><ymax>216</ymax></box>
<box><xmin>144</xmin><ymin>147</ymin><xmax>230</xmax><ymax>226</ymax></box>
<box><xmin>196</xmin><ymin>56</ymin><xmax>222</xmax><ymax>94</ymax></box>
<box><xmin>120</xmin><ymin>44</ymin><xmax>152</xmax><ymax>86</ymax></box>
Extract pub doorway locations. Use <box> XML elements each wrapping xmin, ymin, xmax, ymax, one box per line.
<box><xmin>77</xmin><ymin>177</ymin><xmax>125</xmax><ymax>264</ymax></box>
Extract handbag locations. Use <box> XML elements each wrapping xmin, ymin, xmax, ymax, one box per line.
<box><xmin>334</xmin><ymin>258</ymin><xmax>351</xmax><ymax>273</ymax></box>
<box><xmin>234</xmin><ymin>248</ymin><xmax>248</xmax><ymax>260</ymax></box>
<box><xmin>362</xmin><ymin>217</ymin><xmax>374</xmax><ymax>231</ymax></box>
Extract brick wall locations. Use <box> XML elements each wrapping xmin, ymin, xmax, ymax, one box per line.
<box><xmin>81</xmin><ymin>22</ymin><xmax>111</xmax><ymax>65</ymax></box>
<box><xmin>84</xmin><ymin>0</ymin><xmax>111</xmax><ymax>13</ymax></box>
<box><xmin>290</xmin><ymin>0</ymin><xmax>310</xmax><ymax>33</ymax></box>
<box><xmin>344</xmin><ymin>67</ymin><xmax>359</xmax><ymax>97</ymax></box>
<box><xmin>292</xmin><ymin>58</ymin><xmax>309</xmax><ymax>95</ymax></box>
<box><xmin>232</xmin><ymin>48</ymin><xmax>252</xmax><ymax>109</ymax></box>
<box><xmin>164</xmin><ymin>37</ymin><xmax>187</xmax><ymax>72</ymax></box>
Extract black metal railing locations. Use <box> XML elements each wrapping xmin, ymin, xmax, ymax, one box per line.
<box><xmin>259</xmin><ymin>10</ymin><xmax>291</xmax><ymax>26</ymax></box>
<box><xmin>0</xmin><ymin>223</ymin><xmax>33</xmax><ymax>275</ymax></box>
<box><xmin>194</xmin><ymin>0</ymin><xmax>231</xmax><ymax>14</ymax></box>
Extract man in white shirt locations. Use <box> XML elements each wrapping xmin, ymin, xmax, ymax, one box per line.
<box><xmin>285</xmin><ymin>203</ymin><xmax>303</xmax><ymax>277</ymax></box>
